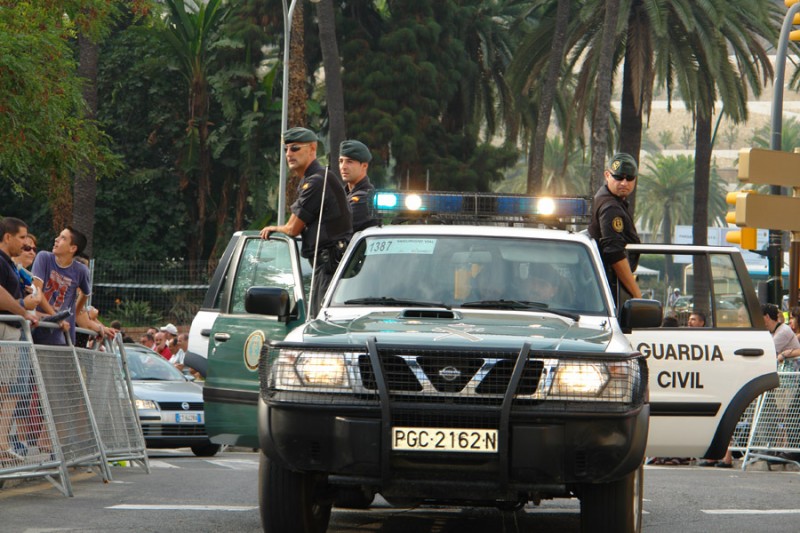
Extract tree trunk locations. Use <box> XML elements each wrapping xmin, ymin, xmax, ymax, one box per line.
<box><xmin>527</xmin><ymin>0</ymin><xmax>569</xmax><ymax>195</ymax></box>
<box><xmin>287</xmin><ymin>1</ymin><xmax>306</xmax><ymax>207</ymax></box>
<box><xmin>316</xmin><ymin>0</ymin><xmax>346</xmax><ymax>169</ymax></box>
<box><xmin>72</xmin><ymin>33</ymin><xmax>98</xmax><ymax>257</ymax></box>
<box><xmin>693</xmin><ymin>111</ymin><xmax>712</xmax><ymax>247</ymax></box>
<box><xmin>589</xmin><ymin>0</ymin><xmax>622</xmax><ymax>193</ymax></box>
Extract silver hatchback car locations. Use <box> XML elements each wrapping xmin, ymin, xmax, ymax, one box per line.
<box><xmin>122</xmin><ymin>344</ymin><xmax>219</xmax><ymax>457</ymax></box>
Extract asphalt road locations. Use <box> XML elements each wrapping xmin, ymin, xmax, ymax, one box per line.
<box><xmin>2</xmin><ymin>450</ymin><xmax>800</xmax><ymax>532</ymax></box>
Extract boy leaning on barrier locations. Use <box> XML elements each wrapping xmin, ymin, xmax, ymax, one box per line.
<box><xmin>30</xmin><ymin>226</ymin><xmax>92</xmax><ymax>346</ymax></box>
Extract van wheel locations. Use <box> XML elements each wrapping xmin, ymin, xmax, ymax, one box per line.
<box><xmin>191</xmin><ymin>442</ymin><xmax>221</xmax><ymax>457</ymax></box>
<box><xmin>579</xmin><ymin>465</ymin><xmax>643</xmax><ymax>533</ymax></box>
<box><xmin>259</xmin><ymin>453</ymin><xmax>331</xmax><ymax>533</ymax></box>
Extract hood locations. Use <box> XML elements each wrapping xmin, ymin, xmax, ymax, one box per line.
<box><xmin>131</xmin><ymin>379</ymin><xmax>204</xmax><ymax>402</ymax></box>
<box><xmin>296</xmin><ymin>309</ymin><xmax>612</xmax><ymax>352</ymax></box>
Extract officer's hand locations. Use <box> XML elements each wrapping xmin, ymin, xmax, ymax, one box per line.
<box><xmin>260</xmin><ymin>226</ymin><xmax>276</xmax><ymax>240</ymax></box>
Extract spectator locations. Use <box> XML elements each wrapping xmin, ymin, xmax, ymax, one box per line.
<box><xmin>12</xmin><ymin>233</ymin><xmax>40</xmax><ymax>311</ymax></box>
<box><xmin>789</xmin><ymin>307</ymin><xmax>800</xmax><ymax>343</ymax></box>
<box><xmin>153</xmin><ymin>330</ymin><xmax>171</xmax><ymax>360</ymax></box>
<box><xmin>139</xmin><ymin>333</ymin><xmax>155</xmax><ymax>350</ymax></box>
<box><xmin>661</xmin><ymin>315</ymin><xmax>679</xmax><ymax>327</ymax></box>
<box><xmin>110</xmin><ymin>320</ymin><xmax>134</xmax><ymax>343</ymax></box>
<box><xmin>667</xmin><ymin>288</ymin><xmax>681</xmax><ymax>310</ymax></box>
<box><xmin>31</xmin><ymin>227</ymin><xmax>91</xmax><ymax>346</ymax></box>
<box><xmin>160</xmin><ymin>323</ymin><xmax>178</xmax><ymax>342</ymax></box>
<box><xmin>688</xmin><ymin>310</ymin><xmax>706</xmax><ymax>328</ymax></box>
<box><xmin>0</xmin><ymin>217</ymin><xmax>39</xmax><ymax>463</ymax></box>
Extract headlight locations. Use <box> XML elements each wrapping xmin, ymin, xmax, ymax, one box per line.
<box><xmin>135</xmin><ymin>399</ymin><xmax>158</xmax><ymax>410</ymax></box>
<box><xmin>550</xmin><ymin>363</ymin><xmax>609</xmax><ymax>397</ymax></box>
<box><xmin>272</xmin><ymin>350</ymin><xmax>349</xmax><ymax>389</ymax></box>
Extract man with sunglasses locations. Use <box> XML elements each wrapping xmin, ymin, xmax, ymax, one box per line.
<box><xmin>588</xmin><ymin>152</ymin><xmax>642</xmax><ymax>305</ymax></box>
<box><xmin>260</xmin><ymin>127</ymin><xmax>352</xmax><ymax>317</ymax></box>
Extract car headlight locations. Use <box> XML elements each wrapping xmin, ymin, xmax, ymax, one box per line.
<box><xmin>135</xmin><ymin>399</ymin><xmax>159</xmax><ymax>410</ymax></box>
<box><xmin>272</xmin><ymin>350</ymin><xmax>349</xmax><ymax>389</ymax></box>
<box><xmin>550</xmin><ymin>362</ymin><xmax>609</xmax><ymax>397</ymax></box>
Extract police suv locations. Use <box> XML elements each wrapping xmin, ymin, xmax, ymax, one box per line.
<box><xmin>197</xmin><ymin>193</ymin><xmax>777</xmax><ymax>533</ymax></box>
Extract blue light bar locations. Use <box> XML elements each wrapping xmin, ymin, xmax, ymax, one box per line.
<box><xmin>373</xmin><ymin>191</ymin><xmax>590</xmax><ymax>219</ymax></box>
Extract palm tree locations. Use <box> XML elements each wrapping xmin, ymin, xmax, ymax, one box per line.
<box><xmin>316</xmin><ymin>0</ymin><xmax>345</xmax><ymax>166</ymax></box>
<box><xmin>160</xmin><ymin>0</ymin><xmax>229</xmax><ymax>267</ymax></box>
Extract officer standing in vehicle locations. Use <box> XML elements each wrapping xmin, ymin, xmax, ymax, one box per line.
<box><xmin>260</xmin><ymin>127</ymin><xmax>352</xmax><ymax>317</ymax></box>
<box><xmin>339</xmin><ymin>139</ymin><xmax>380</xmax><ymax>232</ymax></box>
<box><xmin>588</xmin><ymin>152</ymin><xmax>642</xmax><ymax>305</ymax></box>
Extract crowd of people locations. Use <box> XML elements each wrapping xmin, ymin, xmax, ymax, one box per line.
<box><xmin>0</xmin><ymin>218</ymin><xmax>202</xmax><ymax>464</ymax></box>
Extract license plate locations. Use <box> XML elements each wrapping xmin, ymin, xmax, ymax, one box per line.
<box><xmin>392</xmin><ymin>427</ymin><xmax>498</xmax><ymax>453</ymax></box>
<box><xmin>175</xmin><ymin>413</ymin><xmax>201</xmax><ymax>423</ymax></box>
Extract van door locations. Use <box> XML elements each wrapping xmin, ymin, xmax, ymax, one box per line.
<box><xmin>203</xmin><ymin>234</ymin><xmax>308</xmax><ymax>448</ymax></box>
<box><xmin>626</xmin><ymin>245</ymin><xmax>778</xmax><ymax>458</ymax></box>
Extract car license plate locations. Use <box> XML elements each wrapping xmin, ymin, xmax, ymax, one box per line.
<box><xmin>392</xmin><ymin>427</ymin><xmax>498</xmax><ymax>453</ymax></box>
<box><xmin>175</xmin><ymin>413</ymin><xmax>201</xmax><ymax>423</ymax></box>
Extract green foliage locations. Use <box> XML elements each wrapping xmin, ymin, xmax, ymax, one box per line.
<box><xmin>104</xmin><ymin>300</ymin><xmax>162</xmax><ymax>327</ymax></box>
<box><xmin>750</xmin><ymin>118</ymin><xmax>800</xmax><ymax>152</ymax></box>
<box><xmin>0</xmin><ymin>2</ymin><xmax>121</xmax><ymax>193</ymax></box>
<box><xmin>658</xmin><ymin>130</ymin><xmax>674</xmax><ymax>150</ymax></box>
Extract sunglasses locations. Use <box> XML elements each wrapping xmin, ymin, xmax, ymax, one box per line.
<box><xmin>22</xmin><ymin>245</ymin><xmax>36</xmax><ymax>252</ymax></box>
<box><xmin>285</xmin><ymin>144</ymin><xmax>305</xmax><ymax>153</ymax></box>
<box><xmin>610</xmin><ymin>173</ymin><xmax>636</xmax><ymax>182</ymax></box>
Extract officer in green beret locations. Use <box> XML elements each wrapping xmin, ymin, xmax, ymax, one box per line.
<box><xmin>260</xmin><ymin>127</ymin><xmax>352</xmax><ymax>316</ymax></box>
<box><xmin>339</xmin><ymin>140</ymin><xmax>379</xmax><ymax>232</ymax></box>
<box><xmin>588</xmin><ymin>152</ymin><xmax>642</xmax><ymax>305</ymax></box>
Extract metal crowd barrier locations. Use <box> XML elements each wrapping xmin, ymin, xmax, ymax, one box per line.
<box><xmin>0</xmin><ymin>317</ymin><xmax>148</xmax><ymax>496</ymax></box>
<box><xmin>731</xmin><ymin>367</ymin><xmax>800</xmax><ymax>470</ymax></box>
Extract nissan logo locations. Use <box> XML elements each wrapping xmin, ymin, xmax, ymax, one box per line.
<box><xmin>438</xmin><ymin>366</ymin><xmax>461</xmax><ymax>382</ymax></box>
<box><xmin>181</xmin><ymin>402</ymin><xmax>190</xmax><ymax>411</ymax></box>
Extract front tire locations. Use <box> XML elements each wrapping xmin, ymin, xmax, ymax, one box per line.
<box><xmin>579</xmin><ymin>465</ymin><xmax>643</xmax><ymax>533</ymax></box>
<box><xmin>259</xmin><ymin>453</ymin><xmax>331</xmax><ymax>533</ymax></box>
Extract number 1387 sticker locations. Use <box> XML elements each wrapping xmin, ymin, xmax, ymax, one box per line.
<box><xmin>365</xmin><ymin>238</ymin><xmax>437</xmax><ymax>255</ymax></box>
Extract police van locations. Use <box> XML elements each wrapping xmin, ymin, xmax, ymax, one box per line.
<box><xmin>196</xmin><ymin>192</ymin><xmax>777</xmax><ymax>533</ymax></box>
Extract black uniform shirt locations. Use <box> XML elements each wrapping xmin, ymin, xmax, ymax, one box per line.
<box><xmin>0</xmin><ymin>248</ymin><xmax>23</xmax><ymax>321</ymax></box>
<box><xmin>347</xmin><ymin>176</ymin><xmax>379</xmax><ymax>233</ymax></box>
<box><xmin>290</xmin><ymin>160</ymin><xmax>353</xmax><ymax>259</ymax></box>
<box><xmin>588</xmin><ymin>184</ymin><xmax>640</xmax><ymax>272</ymax></box>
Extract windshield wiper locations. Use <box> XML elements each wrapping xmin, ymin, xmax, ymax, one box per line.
<box><xmin>344</xmin><ymin>297</ymin><xmax>451</xmax><ymax>310</ymax></box>
<box><xmin>460</xmin><ymin>299</ymin><xmax>579</xmax><ymax>321</ymax></box>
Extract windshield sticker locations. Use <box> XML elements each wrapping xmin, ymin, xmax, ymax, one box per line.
<box><xmin>365</xmin><ymin>238</ymin><xmax>437</xmax><ymax>255</ymax></box>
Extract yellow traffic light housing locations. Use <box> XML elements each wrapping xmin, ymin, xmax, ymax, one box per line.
<box><xmin>725</xmin><ymin>190</ymin><xmax>758</xmax><ymax>251</ymax></box>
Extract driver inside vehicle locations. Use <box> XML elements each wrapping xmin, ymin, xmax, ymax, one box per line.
<box><xmin>526</xmin><ymin>264</ymin><xmax>574</xmax><ymax>308</ymax></box>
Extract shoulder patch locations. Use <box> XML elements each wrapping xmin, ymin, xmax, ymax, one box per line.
<box><xmin>612</xmin><ymin>216</ymin><xmax>624</xmax><ymax>233</ymax></box>
<box><xmin>302</xmin><ymin>183</ymin><xmax>310</xmax><ymax>190</ymax></box>
<box><xmin>350</xmin><ymin>195</ymin><xmax>360</xmax><ymax>203</ymax></box>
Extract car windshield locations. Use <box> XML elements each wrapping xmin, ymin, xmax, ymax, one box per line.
<box><xmin>122</xmin><ymin>345</ymin><xmax>186</xmax><ymax>381</ymax></box>
<box><xmin>330</xmin><ymin>235</ymin><xmax>608</xmax><ymax>315</ymax></box>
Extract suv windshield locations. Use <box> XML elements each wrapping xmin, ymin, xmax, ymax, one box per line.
<box><xmin>330</xmin><ymin>235</ymin><xmax>607</xmax><ymax>315</ymax></box>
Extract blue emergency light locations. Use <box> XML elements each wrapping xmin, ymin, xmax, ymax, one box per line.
<box><xmin>373</xmin><ymin>191</ymin><xmax>590</xmax><ymax>220</ymax></box>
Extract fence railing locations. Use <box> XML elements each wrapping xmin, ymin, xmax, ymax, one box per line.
<box><xmin>730</xmin><ymin>367</ymin><xmax>800</xmax><ymax>469</ymax></box>
<box><xmin>0</xmin><ymin>318</ymin><xmax>148</xmax><ymax>496</ymax></box>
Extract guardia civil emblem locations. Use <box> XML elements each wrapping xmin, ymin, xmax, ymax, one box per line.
<box><xmin>611</xmin><ymin>160</ymin><xmax>621</xmax><ymax>171</ymax></box>
<box><xmin>612</xmin><ymin>216</ymin><xmax>624</xmax><ymax>232</ymax></box>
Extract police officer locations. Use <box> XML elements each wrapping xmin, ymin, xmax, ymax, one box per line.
<box><xmin>588</xmin><ymin>152</ymin><xmax>642</xmax><ymax>304</ymax></box>
<box><xmin>339</xmin><ymin>139</ymin><xmax>380</xmax><ymax>232</ymax></box>
<box><xmin>261</xmin><ymin>127</ymin><xmax>352</xmax><ymax>317</ymax></box>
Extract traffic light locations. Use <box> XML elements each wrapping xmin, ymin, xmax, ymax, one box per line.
<box><xmin>734</xmin><ymin>148</ymin><xmax>800</xmax><ymax>232</ymax></box>
<box><xmin>787</xmin><ymin>0</ymin><xmax>800</xmax><ymax>40</ymax></box>
<box><xmin>725</xmin><ymin>191</ymin><xmax>758</xmax><ymax>250</ymax></box>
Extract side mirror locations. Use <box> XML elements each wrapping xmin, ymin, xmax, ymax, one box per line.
<box><xmin>619</xmin><ymin>298</ymin><xmax>663</xmax><ymax>333</ymax></box>
<box><xmin>245</xmin><ymin>287</ymin><xmax>291</xmax><ymax>322</ymax></box>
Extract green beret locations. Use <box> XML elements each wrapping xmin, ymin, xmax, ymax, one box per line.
<box><xmin>608</xmin><ymin>152</ymin><xmax>638</xmax><ymax>176</ymax></box>
<box><xmin>339</xmin><ymin>139</ymin><xmax>372</xmax><ymax>163</ymax></box>
<box><xmin>283</xmin><ymin>127</ymin><xmax>318</xmax><ymax>143</ymax></box>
